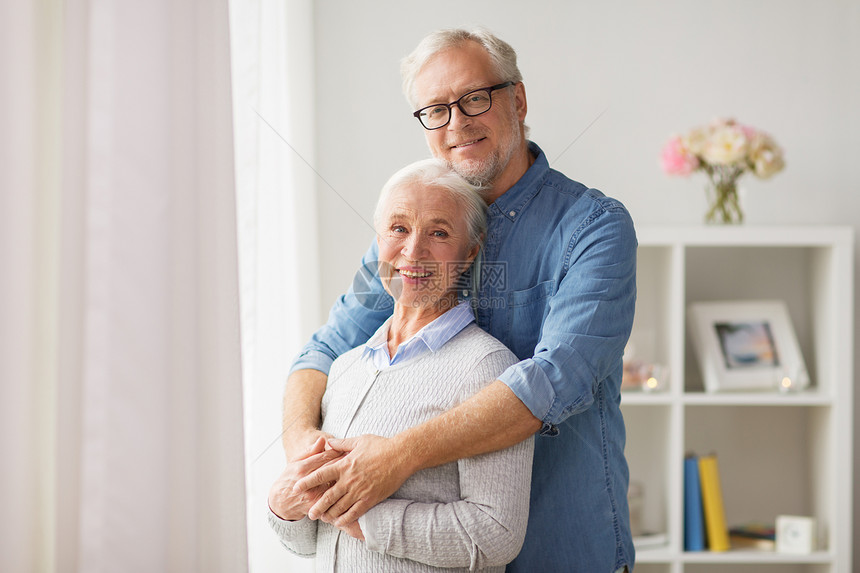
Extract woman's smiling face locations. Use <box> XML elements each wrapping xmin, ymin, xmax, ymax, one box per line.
<box><xmin>376</xmin><ymin>183</ymin><xmax>479</xmax><ymax>311</ymax></box>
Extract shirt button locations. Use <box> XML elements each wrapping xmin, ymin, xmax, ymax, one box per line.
<box><xmin>509</xmin><ymin>210</ymin><xmax>516</xmax><ymax>217</ymax></box>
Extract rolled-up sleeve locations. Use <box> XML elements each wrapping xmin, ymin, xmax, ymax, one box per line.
<box><xmin>290</xmin><ymin>240</ymin><xmax>393</xmax><ymax>375</ymax></box>
<box><xmin>498</xmin><ymin>203</ymin><xmax>637</xmax><ymax>431</ymax></box>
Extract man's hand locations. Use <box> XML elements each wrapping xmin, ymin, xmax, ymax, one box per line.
<box><xmin>290</xmin><ymin>380</ymin><xmax>539</xmax><ymax>527</ymax></box>
<box><xmin>293</xmin><ymin>434</ymin><xmax>415</xmax><ymax>527</ymax></box>
<box><xmin>268</xmin><ymin>437</ymin><xmax>346</xmax><ymax>521</ymax></box>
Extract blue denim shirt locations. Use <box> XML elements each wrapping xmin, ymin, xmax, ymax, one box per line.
<box><xmin>292</xmin><ymin>142</ymin><xmax>637</xmax><ymax>572</ymax></box>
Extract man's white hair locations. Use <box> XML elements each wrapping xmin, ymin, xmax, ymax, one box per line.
<box><xmin>400</xmin><ymin>27</ymin><xmax>523</xmax><ymax>110</ymax></box>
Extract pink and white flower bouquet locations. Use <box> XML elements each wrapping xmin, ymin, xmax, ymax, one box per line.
<box><xmin>661</xmin><ymin>118</ymin><xmax>785</xmax><ymax>223</ymax></box>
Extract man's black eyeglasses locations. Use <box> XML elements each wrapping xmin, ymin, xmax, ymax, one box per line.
<box><xmin>412</xmin><ymin>81</ymin><xmax>514</xmax><ymax>130</ymax></box>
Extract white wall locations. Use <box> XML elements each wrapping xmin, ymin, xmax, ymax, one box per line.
<box><xmin>308</xmin><ymin>0</ymin><xmax>860</xmax><ymax>567</ymax></box>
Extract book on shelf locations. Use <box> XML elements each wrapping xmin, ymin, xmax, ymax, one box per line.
<box><xmin>684</xmin><ymin>452</ymin><xmax>733</xmax><ymax>552</ymax></box>
<box><xmin>683</xmin><ymin>454</ymin><xmax>705</xmax><ymax>551</ymax></box>
<box><xmin>698</xmin><ymin>453</ymin><xmax>731</xmax><ymax>551</ymax></box>
<box><xmin>728</xmin><ymin>522</ymin><xmax>776</xmax><ymax>550</ymax></box>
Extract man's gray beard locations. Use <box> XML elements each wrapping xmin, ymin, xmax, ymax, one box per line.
<box><xmin>447</xmin><ymin>111</ymin><xmax>522</xmax><ymax>193</ymax></box>
<box><xmin>449</xmin><ymin>140</ymin><xmax>518</xmax><ymax>200</ymax></box>
<box><xmin>448</xmin><ymin>155</ymin><xmax>502</xmax><ymax>190</ymax></box>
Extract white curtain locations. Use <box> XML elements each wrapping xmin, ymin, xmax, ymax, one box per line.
<box><xmin>0</xmin><ymin>1</ymin><xmax>248</xmax><ymax>571</ymax></box>
<box><xmin>228</xmin><ymin>0</ymin><xmax>319</xmax><ymax>571</ymax></box>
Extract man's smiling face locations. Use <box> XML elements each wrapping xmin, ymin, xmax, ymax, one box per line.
<box><xmin>411</xmin><ymin>40</ymin><xmax>526</xmax><ymax>190</ymax></box>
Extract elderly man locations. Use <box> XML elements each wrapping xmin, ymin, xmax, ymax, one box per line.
<box><xmin>277</xmin><ymin>28</ymin><xmax>637</xmax><ymax>573</ymax></box>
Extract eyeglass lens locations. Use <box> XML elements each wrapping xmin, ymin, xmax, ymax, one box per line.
<box><xmin>419</xmin><ymin>88</ymin><xmax>493</xmax><ymax>129</ymax></box>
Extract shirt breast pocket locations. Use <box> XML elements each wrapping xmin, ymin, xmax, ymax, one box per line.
<box><xmin>505</xmin><ymin>279</ymin><xmax>556</xmax><ymax>356</ymax></box>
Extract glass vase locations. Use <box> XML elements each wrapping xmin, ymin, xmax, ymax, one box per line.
<box><xmin>704</xmin><ymin>174</ymin><xmax>743</xmax><ymax>225</ymax></box>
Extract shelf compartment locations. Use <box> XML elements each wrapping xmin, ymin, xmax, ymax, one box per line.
<box><xmin>630</xmin><ymin>245</ymin><xmax>680</xmax><ymax>393</ymax></box>
<box><xmin>683</xmin><ymin>245</ymin><xmax>831</xmax><ymax>395</ymax></box>
<box><xmin>683</xmin><ymin>405</ymin><xmax>832</xmax><ymax>552</ymax></box>
<box><xmin>622</xmin><ymin>404</ymin><xmax>674</xmax><ymax>544</ymax></box>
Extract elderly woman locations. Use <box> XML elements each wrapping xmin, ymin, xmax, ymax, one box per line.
<box><xmin>268</xmin><ymin>158</ymin><xmax>534</xmax><ymax>571</ymax></box>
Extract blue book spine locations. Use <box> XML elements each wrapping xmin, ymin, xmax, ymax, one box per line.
<box><xmin>684</xmin><ymin>455</ymin><xmax>706</xmax><ymax>551</ymax></box>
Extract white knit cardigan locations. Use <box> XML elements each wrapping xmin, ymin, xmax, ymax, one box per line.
<box><xmin>269</xmin><ymin>323</ymin><xmax>534</xmax><ymax>572</ymax></box>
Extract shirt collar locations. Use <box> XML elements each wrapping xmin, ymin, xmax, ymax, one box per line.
<box><xmin>489</xmin><ymin>141</ymin><xmax>550</xmax><ymax>221</ymax></box>
<box><xmin>362</xmin><ymin>301</ymin><xmax>476</xmax><ymax>367</ymax></box>
<box><xmin>412</xmin><ymin>300</ymin><xmax>475</xmax><ymax>352</ymax></box>
<box><xmin>364</xmin><ymin>315</ymin><xmax>394</xmax><ymax>353</ymax></box>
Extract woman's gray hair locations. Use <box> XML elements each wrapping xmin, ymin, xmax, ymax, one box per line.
<box><xmin>400</xmin><ymin>27</ymin><xmax>523</xmax><ymax>109</ymax></box>
<box><xmin>373</xmin><ymin>158</ymin><xmax>487</xmax><ymax>249</ymax></box>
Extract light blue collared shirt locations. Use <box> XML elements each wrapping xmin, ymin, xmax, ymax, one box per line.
<box><xmin>363</xmin><ymin>301</ymin><xmax>475</xmax><ymax>370</ymax></box>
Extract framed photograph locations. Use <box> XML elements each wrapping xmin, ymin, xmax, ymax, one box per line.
<box><xmin>687</xmin><ymin>300</ymin><xmax>809</xmax><ymax>393</ymax></box>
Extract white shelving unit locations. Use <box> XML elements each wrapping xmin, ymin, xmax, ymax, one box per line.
<box><xmin>622</xmin><ymin>225</ymin><xmax>854</xmax><ymax>573</ymax></box>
